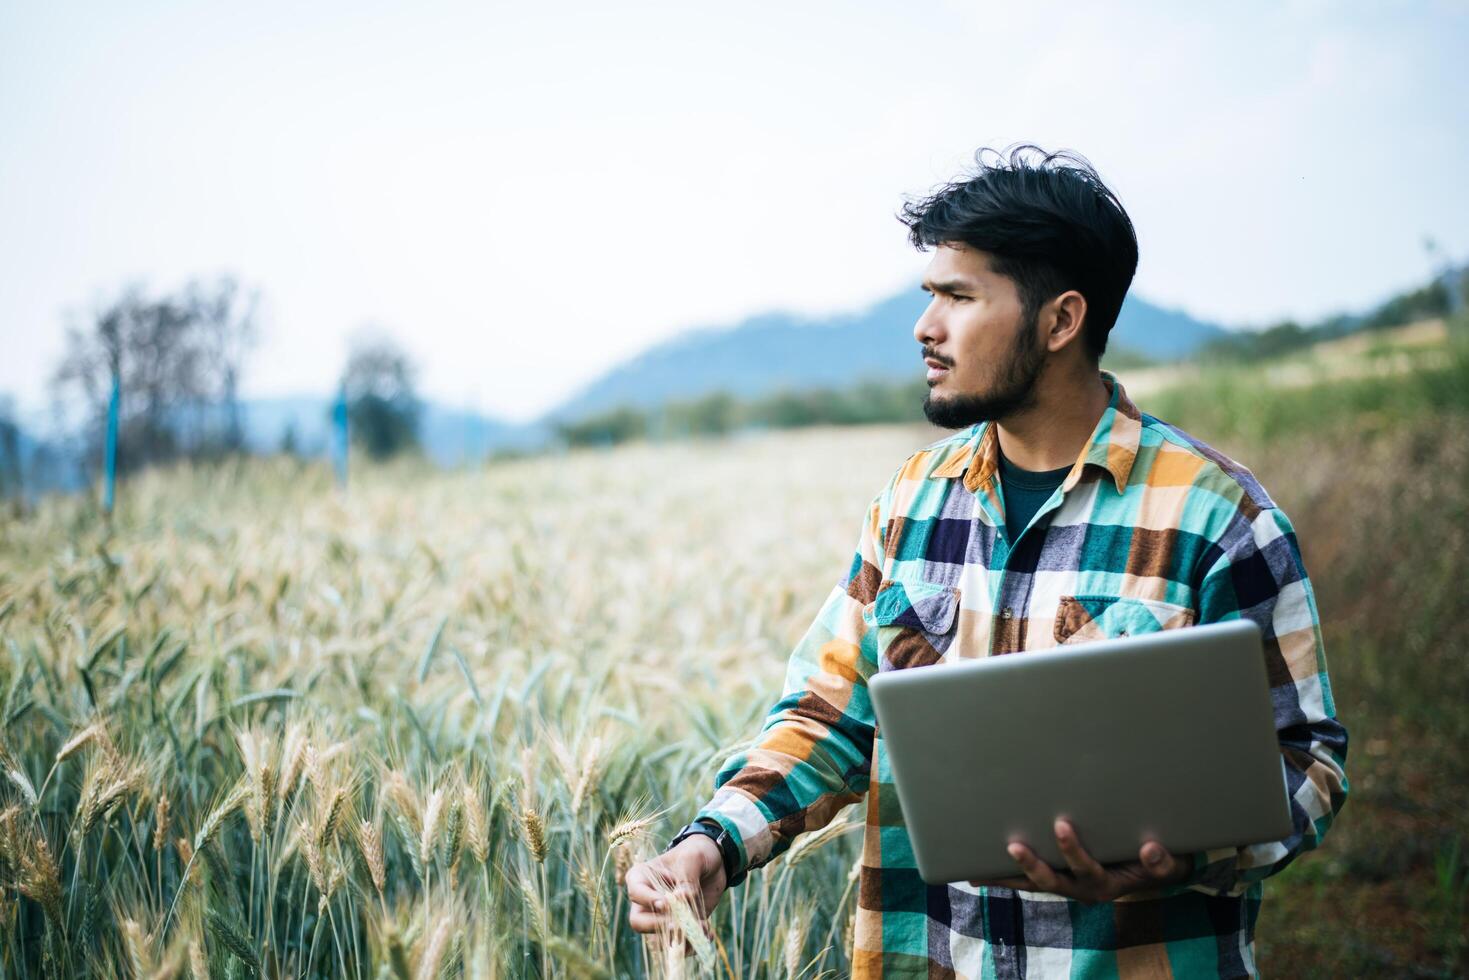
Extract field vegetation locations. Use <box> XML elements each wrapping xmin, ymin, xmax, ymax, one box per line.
<box><xmin>0</xmin><ymin>317</ymin><xmax>1465</xmax><ymax>977</ymax></box>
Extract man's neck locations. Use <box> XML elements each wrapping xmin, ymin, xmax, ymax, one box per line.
<box><xmin>995</xmin><ymin>366</ymin><xmax>1111</xmax><ymax>472</ymax></box>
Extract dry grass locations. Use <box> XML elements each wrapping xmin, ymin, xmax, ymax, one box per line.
<box><xmin>0</xmin><ymin>329</ymin><xmax>1465</xmax><ymax>975</ymax></box>
<box><xmin>1112</xmin><ymin>317</ymin><xmax>1452</xmax><ymax>399</ymax></box>
<box><xmin>0</xmin><ymin>421</ymin><xmax>925</xmax><ymax>977</ymax></box>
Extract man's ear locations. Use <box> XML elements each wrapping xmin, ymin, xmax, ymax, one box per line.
<box><xmin>1044</xmin><ymin>290</ymin><xmax>1088</xmax><ymax>354</ymax></box>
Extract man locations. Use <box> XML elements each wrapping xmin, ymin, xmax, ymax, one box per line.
<box><xmin>625</xmin><ymin>145</ymin><xmax>1349</xmax><ymax>978</ymax></box>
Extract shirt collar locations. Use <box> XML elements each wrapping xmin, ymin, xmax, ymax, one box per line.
<box><xmin>931</xmin><ymin>371</ymin><xmax>1142</xmax><ymax>496</ymax></box>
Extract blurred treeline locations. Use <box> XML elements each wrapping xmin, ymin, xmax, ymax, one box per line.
<box><xmin>553</xmin><ymin>378</ymin><xmax>931</xmax><ymax>447</ymax></box>
<box><xmin>49</xmin><ymin>278</ymin><xmax>261</xmax><ymax>475</ymax></box>
<box><xmin>554</xmin><ymin>268</ymin><xmax>1469</xmax><ymax>447</ymax></box>
<box><xmin>5</xmin><ymin>263</ymin><xmax>1464</xmax><ymax>497</ymax></box>
<box><xmin>0</xmin><ymin>285</ymin><xmax>426</xmax><ymax>506</ymax></box>
<box><xmin>1198</xmin><ymin>266</ymin><xmax>1468</xmax><ymax>363</ymax></box>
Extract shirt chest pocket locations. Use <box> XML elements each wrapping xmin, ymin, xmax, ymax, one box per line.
<box><xmin>869</xmin><ymin>579</ymin><xmax>961</xmax><ymax>672</ymax></box>
<box><xmin>1053</xmin><ymin>594</ymin><xmax>1196</xmax><ymax>646</ymax></box>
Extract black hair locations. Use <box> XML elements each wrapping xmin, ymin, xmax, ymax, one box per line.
<box><xmin>898</xmin><ymin>144</ymin><xmax>1138</xmax><ymax>361</ymax></box>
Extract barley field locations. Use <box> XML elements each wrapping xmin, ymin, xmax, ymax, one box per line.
<box><xmin>1</xmin><ymin>323</ymin><xmax>1466</xmax><ymax>978</ymax></box>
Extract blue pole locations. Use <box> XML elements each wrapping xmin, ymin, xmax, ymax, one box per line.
<box><xmin>103</xmin><ymin>372</ymin><xmax>120</xmax><ymax>514</ymax></box>
<box><xmin>332</xmin><ymin>387</ymin><xmax>349</xmax><ymax>489</ymax></box>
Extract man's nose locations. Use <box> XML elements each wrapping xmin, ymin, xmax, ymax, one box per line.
<box><xmin>914</xmin><ymin>298</ymin><xmax>944</xmax><ymax>347</ymax></box>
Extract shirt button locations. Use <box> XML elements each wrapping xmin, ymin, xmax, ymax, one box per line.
<box><xmin>1000</xmin><ymin>607</ymin><xmax>1013</xmax><ymax>620</ymax></box>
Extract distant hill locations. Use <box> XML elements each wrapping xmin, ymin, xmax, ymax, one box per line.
<box><xmin>1112</xmin><ymin>294</ymin><xmax>1232</xmax><ymax>358</ymax></box>
<box><xmin>0</xmin><ymin>397</ymin><xmax>550</xmax><ymax>497</ymax></box>
<box><xmin>0</xmin><ymin>422</ymin><xmax>88</xmax><ymax>497</ymax></box>
<box><xmin>41</xmin><ymin>281</ymin><xmax>1223</xmax><ymax>468</ymax></box>
<box><xmin>9</xmin><ymin>265</ymin><xmax>1455</xmax><ymax>495</ymax></box>
<box><xmin>545</xmin><ymin>288</ymin><xmax>1228</xmax><ymax>423</ymax></box>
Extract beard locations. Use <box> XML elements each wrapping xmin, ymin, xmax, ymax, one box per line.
<box><xmin>922</xmin><ymin>309</ymin><xmax>1047</xmax><ymax>429</ymax></box>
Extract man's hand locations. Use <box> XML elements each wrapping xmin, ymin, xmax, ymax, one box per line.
<box><xmin>968</xmin><ymin>818</ymin><xmax>1189</xmax><ymax>903</ymax></box>
<box><xmin>625</xmin><ymin>836</ymin><xmax>728</xmax><ymax>938</ymax></box>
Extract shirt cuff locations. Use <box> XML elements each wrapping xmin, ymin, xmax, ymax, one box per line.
<box><xmin>694</xmin><ymin>788</ymin><xmax>776</xmax><ymax>876</ymax></box>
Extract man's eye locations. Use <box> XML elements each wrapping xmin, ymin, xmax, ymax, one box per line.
<box><xmin>951</xmin><ymin>295</ymin><xmax>971</xmax><ymax>303</ymax></box>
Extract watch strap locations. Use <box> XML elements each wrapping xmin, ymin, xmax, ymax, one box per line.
<box><xmin>666</xmin><ymin>818</ymin><xmax>748</xmax><ymax>888</ymax></box>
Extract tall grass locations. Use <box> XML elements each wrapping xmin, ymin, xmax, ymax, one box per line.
<box><xmin>0</xmin><ymin>427</ymin><xmax>919</xmax><ymax>977</ymax></box>
<box><xmin>1148</xmin><ymin>319</ymin><xmax>1469</xmax><ymax>976</ymax></box>
<box><xmin>1</xmin><ymin>326</ymin><xmax>1465</xmax><ymax>976</ymax></box>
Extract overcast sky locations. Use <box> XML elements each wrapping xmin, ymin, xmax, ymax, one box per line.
<box><xmin>2</xmin><ymin>1</ymin><xmax>1465</xmax><ymax>426</ymax></box>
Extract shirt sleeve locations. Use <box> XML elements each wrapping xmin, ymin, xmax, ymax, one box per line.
<box><xmin>1184</xmin><ymin>504</ymin><xmax>1350</xmax><ymax>897</ymax></box>
<box><xmin>693</xmin><ymin>487</ymin><xmax>887</xmax><ymax>879</ymax></box>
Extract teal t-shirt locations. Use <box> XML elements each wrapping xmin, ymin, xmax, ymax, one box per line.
<box><xmin>998</xmin><ymin>450</ymin><xmax>1071</xmax><ymax>543</ymax></box>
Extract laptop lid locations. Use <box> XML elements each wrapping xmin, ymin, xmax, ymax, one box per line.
<box><xmin>868</xmin><ymin>618</ymin><xmax>1292</xmax><ymax>884</ymax></box>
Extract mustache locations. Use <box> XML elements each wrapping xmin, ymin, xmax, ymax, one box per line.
<box><xmin>921</xmin><ymin>346</ymin><xmax>955</xmax><ymax>368</ymax></box>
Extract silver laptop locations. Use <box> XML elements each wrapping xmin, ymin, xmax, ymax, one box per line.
<box><xmin>868</xmin><ymin>619</ymin><xmax>1292</xmax><ymax>884</ymax></box>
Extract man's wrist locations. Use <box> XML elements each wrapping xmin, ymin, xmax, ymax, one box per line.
<box><xmin>667</xmin><ymin>818</ymin><xmax>747</xmax><ymax>887</ymax></box>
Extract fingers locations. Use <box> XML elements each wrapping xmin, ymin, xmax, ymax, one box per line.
<box><xmin>1053</xmin><ymin>819</ymin><xmax>1107</xmax><ymax>882</ymax></box>
<box><xmin>992</xmin><ymin>827</ymin><xmax>1188</xmax><ymax>903</ymax></box>
<box><xmin>628</xmin><ymin>900</ymin><xmax>662</xmax><ymax>934</ymax></box>
<box><xmin>627</xmin><ymin>861</ymin><xmax>699</xmax><ymax>913</ymax></box>
<box><xmin>624</xmin><ymin>862</ymin><xmax>673</xmax><ymax>910</ymax></box>
<box><xmin>1137</xmin><ymin>840</ymin><xmax>1186</xmax><ymax>883</ymax></box>
<box><xmin>626</xmin><ymin>855</ymin><xmax>720</xmax><ymax>938</ymax></box>
<box><xmin>1005</xmin><ymin>842</ymin><xmax>1066</xmax><ymax>893</ymax></box>
<box><xmin>628</xmin><ymin>900</ymin><xmax>717</xmax><ymax>942</ymax></box>
<box><xmin>628</xmin><ymin>895</ymin><xmax>720</xmax><ymax>946</ymax></box>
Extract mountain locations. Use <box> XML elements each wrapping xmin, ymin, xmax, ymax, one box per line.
<box><xmin>0</xmin><ymin>418</ymin><xmax>89</xmax><ymax>497</ymax></box>
<box><xmin>416</xmin><ymin>403</ymin><xmax>551</xmax><ymax>462</ymax></box>
<box><xmin>545</xmin><ymin>287</ymin><xmax>1229</xmax><ymax>423</ymax></box>
<box><xmin>1111</xmin><ymin>294</ymin><xmax>1232</xmax><ymax>358</ymax></box>
<box><xmin>3</xmin><ymin>287</ymin><xmax>1233</xmax><ymax>484</ymax></box>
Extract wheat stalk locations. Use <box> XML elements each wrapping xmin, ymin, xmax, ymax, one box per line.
<box><xmin>571</xmin><ymin>735</ymin><xmax>604</xmax><ymax>816</ymax></box>
<box><xmin>357</xmin><ymin>819</ymin><xmax>387</xmax><ymax>897</ymax></box>
<box><xmin>665</xmin><ymin>891</ymin><xmax>716</xmax><ymax>974</ymax></box>
<box><xmin>122</xmin><ymin>916</ymin><xmax>155</xmax><ymax>978</ymax></box>
<box><xmin>613</xmin><ymin>842</ymin><xmax>636</xmax><ymax>888</ymax></box>
<box><xmin>605</xmin><ymin>797</ymin><xmax>665</xmax><ymax>851</ymax></box>
<box><xmin>460</xmin><ymin>781</ymin><xmax>489</xmax><ymax>865</ymax></box>
<box><xmin>419</xmin><ymin>786</ymin><xmax>445</xmax><ymax>869</ymax></box>
<box><xmin>77</xmin><ymin>753</ymin><xmax>141</xmax><ymax>837</ymax></box>
<box><xmin>188</xmin><ymin>938</ymin><xmax>210</xmax><ymax>980</ymax></box>
<box><xmin>0</xmin><ymin>740</ymin><xmax>37</xmax><ymax>807</ymax></box>
<box><xmin>416</xmin><ymin>913</ymin><xmax>452</xmax><ymax>980</ymax></box>
<box><xmin>443</xmin><ymin>797</ymin><xmax>464</xmax><ymax>869</ymax></box>
<box><xmin>205</xmin><ymin>907</ymin><xmax>261</xmax><ymax>976</ymax></box>
<box><xmin>277</xmin><ymin>724</ymin><xmax>309</xmax><ymax>800</ymax></box>
<box><xmin>153</xmin><ymin>794</ymin><xmax>172</xmax><ymax>851</ymax></box>
<box><xmin>783</xmin><ymin>907</ymin><xmax>810</xmax><ymax>980</ymax></box>
<box><xmin>317</xmin><ymin>786</ymin><xmax>347</xmax><ymax>847</ymax></box>
<box><xmin>519</xmin><ymin>807</ymin><xmax>547</xmax><ymax>864</ymax></box>
<box><xmin>193</xmin><ymin>780</ymin><xmax>250</xmax><ymax>851</ymax></box>
<box><xmin>56</xmin><ymin>721</ymin><xmax>105</xmax><ymax>764</ymax></box>
<box><xmin>383</xmin><ymin>770</ymin><xmax>422</xmax><ymax>835</ymax></box>
<box><xmin>16</xmin><ymin>827</ymin><xmax>62</xmax><ymax>924</ymax></box>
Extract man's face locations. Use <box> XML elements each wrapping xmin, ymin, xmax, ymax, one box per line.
<box><xmin>915</xmin><ymin>242</ymin><xmax>1046</xmax><ymax>429</ymax></box>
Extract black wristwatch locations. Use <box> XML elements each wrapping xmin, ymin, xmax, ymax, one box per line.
<box><xmin>666</xmin><ymin>818</ymin><xmax>748</xmax><ymax>888</ymax></box>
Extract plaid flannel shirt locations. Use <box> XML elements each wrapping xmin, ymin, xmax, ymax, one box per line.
<box><xmin>696</xmin><ymin>372</ymin><xmax>1349</xmax><ymax>979</ymax></box>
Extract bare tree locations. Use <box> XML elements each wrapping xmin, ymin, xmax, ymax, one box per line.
<box><xmin>51</xmin><ymin>277</ymin><xmax>260</xmax><ymax>476</ymax></box>
<box><xmin>186</xmin><ymin>276</ymin><xmax>259</xmax><ymax>453</ymax></box>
